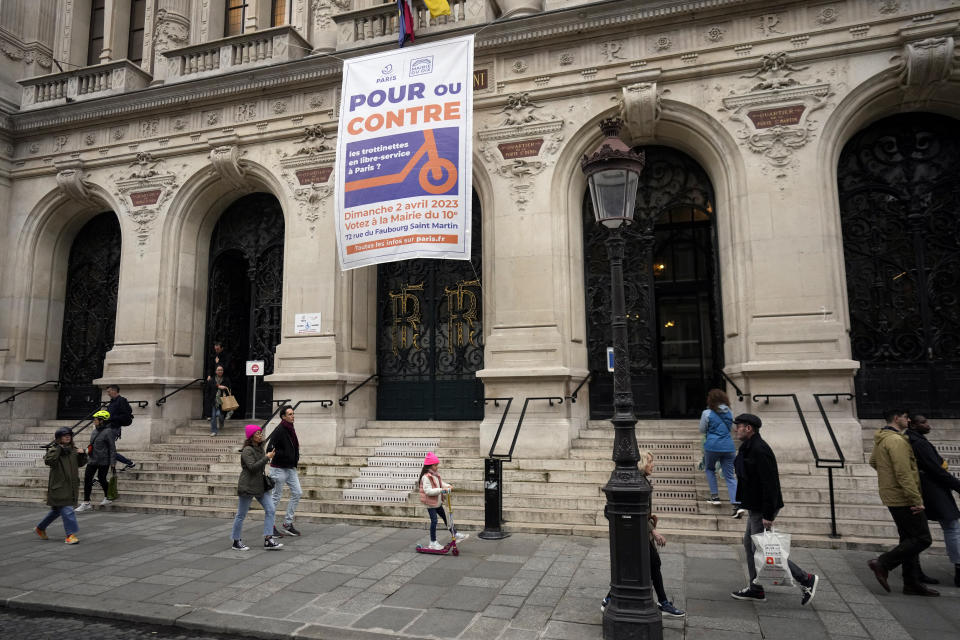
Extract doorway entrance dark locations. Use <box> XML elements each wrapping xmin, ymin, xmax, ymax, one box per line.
<box><xmin>838</xmin><ymin>112</ymin><xmax>960</xmax><ymax>418</ymax></box>
<box><xmin>584</xmin><ymin>147</ymin><xmax>724</xmax><ymax>419</ymax></box>
<box><xmin>204</xmin><ymin>193</ymin><xmax>284</xmax><ymax>420</ymax></box>
<box><xmin>57</xmin><ymin>212</ymin><xmax>122</xmax><ymax>419</ymax></box>
<box><xmin>375</xmin><ymin>192</ymin><xmax>483</xmax><ymax>420</ymax></box>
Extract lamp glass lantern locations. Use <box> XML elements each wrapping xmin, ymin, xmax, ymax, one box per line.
<box><xmin>581</xmin><ymin>118</ymin><xmax>644</xmax><ymax>228</ymax></box>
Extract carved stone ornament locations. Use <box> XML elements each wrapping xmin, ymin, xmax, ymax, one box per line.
<box><xmin>895</xmin><ymin>37</ymin><xmax>958</xmax><ymax>89</ymax></box>
<box><xmin>620</xmin><ymin>82</ymin><xmax>662</xmax><ymax>140</ymax></box>
<box><xmin>55</xmin><ymin>164</ymin><xmax>95</xmax><ymax>206</ymax></box>
<box><xmin>815</xmin><ymin>6</ymin><xmax>839</xmax><ymax>24</ymax></box>
<box><xmin>479</xmin><ymin>92</ymin><xmax>564</xmax><ymax>142</ymax></box>
<box><xmin>312</xmin><ymin>0</ymin><xmax>351</xmax><ymax>29</ymax></box>
<box><xmin>277</xmin><ymin>127</ymin><xmax>337</xmax><ymax>236</ymax></box>
<box><xmin>741</xmin><ymin>51</ymin><xmax>809</xmax><ymax>90</ymax></box>
<box><xmin>209</xmin><ymin>145</ymin><xmax>248</xmax><ymax>190</ymax></box>
<box><xmin>110</xmin><ymin>153</ymin><xmax>179</xmax><ymax>252</ymax></box>
<box><xmin>153</xmin><ymin>9</ymin><xmax>190</xmax><ymax>53</ymax></box>
<box><xmin>721</xmin><ymin>58</ymin><xmax>832</xmax><ymax>175</ymax></box>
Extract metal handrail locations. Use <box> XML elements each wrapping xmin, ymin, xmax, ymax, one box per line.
<box><xmin>292</xmin><ymin>399</ymin><xmax>335</xmax><ymax>411</ymax></box>
<box><xmin>752</xmin><ymin>392</ymin><xmax>846</xmax><ymax>538</ymax></box>
<box><xmin>125</xmin><ymin>399</ymin><xmax>150</xmax><ymax>409</ymax></box>
<box><xmin>481</xmin><ymin>397</ymin><xmax>514</xmax><ymax>458</ymax></box>
<box><xmin>261</xmin><ymin>398</ymin><xmax>292</xmax><ymax>439</ymax></box>
<box><xmin>338</xmin><ymin>374</ymin><xmax>377</xmax><ymax>406</ymax></box>
<box><xmin>42</xmin><ymin>402</ymin><xmax>109</xmax><ymax>448</ymax></box>
<box><xmin>491</xmin><ymin>396</ymin><xmax>564</xmax><ymax>462</ymax></box>
<box><xmin>718</xmin><ymin>370</ymin><xmax>745</xmax><ymax>402</ymax></box>
<box><xmin>568</xmin><ymin>373</ymin><xmax>591</xmax><ymax>403</ymax></box>
<box><xmin>156</xmin><ymin>378</ymin><xmax>204</xmax><ymax>406</ymax></box>
<box><xmin>2</xmin><ymin>380</ymin><xmax>60</xmax><ymax>404</ymax></box>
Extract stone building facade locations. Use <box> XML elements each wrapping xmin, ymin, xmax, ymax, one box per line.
<box><xmin>1</xmin><ymin>0</ymin><xmax>958</xmax><ymax>463</ymax></box>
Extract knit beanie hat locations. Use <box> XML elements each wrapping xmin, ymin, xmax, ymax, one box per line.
<box><xmin>245</xmin><ymin>424</ymin><xmax>262</xmax><ymax>440</ymax></box>
<box><xmin>424</xmin><ymin>452</ymin><xmax>440</xmax><ymax>466</ymax></box>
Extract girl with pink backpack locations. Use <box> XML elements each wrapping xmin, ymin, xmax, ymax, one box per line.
<box><xmin>418</xmin><ymin>452</ymin><xmax>468</xmax><ymax>550</ymax></box>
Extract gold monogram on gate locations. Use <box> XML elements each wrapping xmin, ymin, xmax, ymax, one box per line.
<box><xmin>444</xmin><ymin>279</ymin><xmax>480</xmax><ymax>353</ymax></box>
<box><xmin>389</xmin><ymin>283</ymin><xmax>424</xmax><ymax>355</ymax></box>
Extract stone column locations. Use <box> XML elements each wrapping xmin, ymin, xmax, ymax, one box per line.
<box><xmin>311</xmin><ymin>1</ymin><xmax>348</xmax><ymax>53</ymax></box>
<box><xmin>151</xmin><ymin>1</ymin><xmax>190</xmax><ymax>83</ymax></box>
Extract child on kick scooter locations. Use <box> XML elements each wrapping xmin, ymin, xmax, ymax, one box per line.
<box><xmin>419</xmin><ymin>452</ymin><xmax>468</xmax><ymax>550</ymax></box>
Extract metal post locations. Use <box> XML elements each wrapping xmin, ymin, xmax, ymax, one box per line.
<box><xmin>827</xmin><ymin>467</ymin><xmax>841</xmax><ymax>539</ymax></box>
<box><xmin>479</xmin><ymin>457</ymin><xmax>509</xmax><ymax>540</ymax></box>
<box><xmin>252</xmin><ymin>376</ymin><xmax>257</xmax><ymax>421</ymax></box>
<box><xmin>602</xmin><ymin>227</ymin><xmax>661</xmax><ymax>640</ymax></box>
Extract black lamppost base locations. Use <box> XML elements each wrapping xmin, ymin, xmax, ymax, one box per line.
<box><xmin>478</xmin><ymin>530</ymin><xmax>510</xmax><ymax>540</ymax></box>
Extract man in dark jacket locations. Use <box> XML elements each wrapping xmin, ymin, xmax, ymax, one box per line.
<box><xmin>908</xmin><ymin>415</ymin><xmax>960</xmax><ymax>587</ymax></box>
<box><xmin>267</xmin><ymin>405</ymin><xmax>303</xmax><ymax>537</ymax></box>
<box><xmin>76</xmin><ymin>410</ymin><xmax>117</xmax><ymax>512</ymax></box>
<box><xmin>730</xmin><ymin>413</ymin><xmax>820</xmax><ymax>605</ymax></box>
<box><xmin>105</xmin><ymin>385</ymin><xmax>135</xmax><ymax>471</ymax></box>
<box><xmin>36</xmin><ymin>427</ymin><xmax>87</xmax><ymax>544</ymax></box>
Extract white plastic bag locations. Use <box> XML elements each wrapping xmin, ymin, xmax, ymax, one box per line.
<box><xmin>751</xmin><ymin>528</ymin><xmax>794</xmax><ymax>586</ymax></box>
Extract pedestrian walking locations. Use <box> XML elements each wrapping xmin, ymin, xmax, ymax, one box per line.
<box><xmin>906</xmin><ymin>414</ymin><xmax>960</xmax><ymax>587</ymax></box>
<box><xmin>866</xmin><ymin>409</ymin><xmax>937</xmax><ymax>596</ymax></box>
<box><xmin>35</xmin><ymin>427</ymin><xmax>87</xmax><ymax>544</ymax></box>
<box><xmin>729</xmin><ymin>413</ymin><xmax>820</xmax><ymax>605</ymax></box>
<box><xmin>698</xmin><ymin>389</ymin><xmax>744</xmax><ymax>517</ymax></box>
<box><xmin>207</xmin><ymin>341</ymin><xmax>228</xmax><ymax>382</ymax></box>
<box><xmin>232</xmin><ymin>424</ymin><xmax>283</xmax><ymax>551</ymax></box>
<box><xmin>76</xmin><ymin>410</ymin><xmax>116</xmax><ymax>513</ymax></box>
<box><xmin>208</xmin><ymin>365</ymin><xmax>232</xmax><ymax>437</ymax></box>
<box><xmin>419</xmin><ymin>451</ymin><xmax>467</xmax><ymax>550</ymax></box>
<box><xmin>267</xmin><ymin>405</ymin><xmax>303</xmax><ymax>537</ymax></box>
<box><xmin>104</xmin><ymin>385</ymin><xmax>135</xmax><ymax>471</ymax></box>
<box><xmin>600</xmin><ymin>451</ymin><xmax>685</xmax><ymax>618</ymax></box>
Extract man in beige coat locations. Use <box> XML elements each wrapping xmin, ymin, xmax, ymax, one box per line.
<box><xmin>866</xmin><ymin>408</ymin><xmax>937</xmax><ymax>596</ymax></box>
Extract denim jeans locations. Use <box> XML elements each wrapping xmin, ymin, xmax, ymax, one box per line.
<box><xmin>270</xmin><ymin>467</ymin><xmax>302</xmax><ymax>525</ymax></box>
<box><xmin>232</xmin><ymin>493</ymin><xmax>276</xmax><ymax>540</ymax></box>
<box><xmin>940</xmin><ymin>518</ymin><xmax>960</xmax><ymax>565</ymax></box>
<box><xmin>38</xmin><ymin>505</ymin><xmax>78</xmax><ymax>536</ymax></box>
<box><xmin>704</xmin><ymin>450</ymin><xmax>738</xmax><ymax>504</ymax></box>
<box><xmin>427</xmin><ymin>506</ymin><xmax>450</xmax><ymax>541</ymax></box>
<box><xmin>210</xmin><ymin>405</ymin><xmax>222</xmax><ymax>435</ymax></box>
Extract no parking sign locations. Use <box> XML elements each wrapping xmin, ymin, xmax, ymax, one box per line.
<box><xmin>246</xmin><ymin>360</ymin><xmax>265</xmax><ymax>376</ymax></box>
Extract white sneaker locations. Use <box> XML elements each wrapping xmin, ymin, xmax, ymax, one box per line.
<box><xmin>428</xmin><ymin>541</ymin><xmax>444</xmax><ymax>550</ymax></box>
<box><xmin>75</xmin><ymin>502</ymin><xmax>92</xmax><ymax>513</ymax></box>
<box><xmin>454</xmin><ymin>532</ymin><xmax>469</xmax><ymax>542</ymax></box>
<box><xmin>99</xmin><ymin>498</ymin><xmax>113</xmax><ymax>506</ymax></box>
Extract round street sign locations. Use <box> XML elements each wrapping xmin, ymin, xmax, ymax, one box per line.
<box><xmin>246</xmin><ymin>360</ymin><xmax>265</xmax><ymax>376</ymax></box>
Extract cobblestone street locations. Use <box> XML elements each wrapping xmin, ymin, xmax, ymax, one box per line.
<box><xmin>1</xmin><ymin>505</ymin><xmax>958</xmax><ymax>639</ymax></box>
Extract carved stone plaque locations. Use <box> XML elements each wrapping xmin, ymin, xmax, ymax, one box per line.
<box><xmin>296</xmin><ymin>167</ymin><xmax>333</xmax><ymax>185</ymax></box>
<box><xmin>474</xmin><ymin>68</ymin><xmax>489</xmax><ymax>90</ymax></box>
<box><xmin>130</xmin><ymin>189</ymin><xmax>162</xmax><ymax>206</ymax></box>
<box><xmin>498</xmin><ymin>138</ymin><xmax>544</xmax><ymax>159</ymax></box>
<box><xmin>747</xmin><ymin>105</ymin><xmax>806</xmax><ymax>129</ymax></box>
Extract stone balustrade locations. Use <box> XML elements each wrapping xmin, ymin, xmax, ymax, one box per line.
<box><xmin>334</xmin><ymin>0</ymin><xmax>493</xmax><ymax>49</ymax></box>
<box><xmin>18</xmin><ymin>60</ymin><xmax>152</xmax><ymax>111</ymax></box>
<box><xmin>162</xmin><ymin>26</ymin><xmax>310</xmax><ymax>83</ymax></box>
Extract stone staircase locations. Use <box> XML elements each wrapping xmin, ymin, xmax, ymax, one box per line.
<box><xmin>0</xmin><ymin>416</ymin><xmax>943</xmax><ymax>549</ymax></box>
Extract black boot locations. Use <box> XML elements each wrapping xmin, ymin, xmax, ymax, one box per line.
<box><xmin>954</xmin><ymin>564</ymin><xmax>960</xmax><ymax>588</ymax></box>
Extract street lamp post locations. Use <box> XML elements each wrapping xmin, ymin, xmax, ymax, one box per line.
<box><xmin>581</xmin><ymin>117</ymin><xmax>662</xmax><ymax>640</ymax></box>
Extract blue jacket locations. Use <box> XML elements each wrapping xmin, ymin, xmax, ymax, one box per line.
<box><xmin>699</xmin><ymin>405</ymin><xmax>734</xmax><ymax>453</ymax></box>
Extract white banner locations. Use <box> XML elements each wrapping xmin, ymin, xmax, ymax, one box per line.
<box><xmin>335</xmin><ymin>35</ymin><xmax>474</xmax><ymax>271</ymax></box>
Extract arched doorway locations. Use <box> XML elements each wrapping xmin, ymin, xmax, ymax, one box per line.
<box><xmin>376</xmin><ymin>191</ymin><xmax>483</xmax><ymax>420</ymax></box>
<box><xmin>204</xmin><ymin>193</ymin><xmax>284</xmax><ymax>419</ymax></box>
<box><xmin>584</xmin><ymin>146</ymin><xmax>723</xmax><ymax>419</ymax></box>
<box><xmin>57</xmin><ymin>212</ymin><xmax>121</xmax><ymax>419</ymax></box>
<box><xmin>838</xmin><ymin>112</ymin><xmax>960</xmax><ymax>418</ymax></box>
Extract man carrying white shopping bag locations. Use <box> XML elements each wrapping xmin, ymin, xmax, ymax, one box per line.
<box><xmin>729</xmin><ymin>413</ymin><xmax>821</xmax><ymax>605</ymax></box>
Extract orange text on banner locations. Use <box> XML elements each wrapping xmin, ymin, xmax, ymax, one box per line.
<box><xmin>346</xmin><ymin>234</ymin><xmax>458</xmax><ymax>255</ymax></box>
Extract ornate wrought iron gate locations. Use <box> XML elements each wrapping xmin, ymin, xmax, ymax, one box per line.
<box><xmin>205</xmin><ymin>193</ymin><xmax>284</xmax><ymax>419</ymax></box>
<box><xmin>376</xmin><ymin>193</ymin><xmax>483</xmax><ymax>420</ymax></box>
<box><xmin>57</xmin><ymin>212</ymin><xmax>122</xmax><ymax>419</ymax></box>
<box><xmin>584</xmin><ymin>147</ymin><xmax>723</xmax><ymax>419</ymax></box>
<box><xmin>838</xmin><ymin>113</ymin><xmax>960</xmax><ymax>418</ymax></box>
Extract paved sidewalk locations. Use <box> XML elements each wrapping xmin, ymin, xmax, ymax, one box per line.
<box><xmin>0</xmin><ymin>505</ymin><xmax>957</xmax><ymax>639</ymax></box>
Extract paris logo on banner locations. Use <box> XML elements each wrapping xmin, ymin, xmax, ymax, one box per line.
<box><xmin>334</xmin><ymin>34</ymin><xmax>474</xmax><ymax>271</ymax></box>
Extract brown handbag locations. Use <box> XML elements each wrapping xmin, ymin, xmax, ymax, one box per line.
<box><xmin>220</xmin><ymin>389</ymin><xmax>240</xmax><ymax>413</ymax></box>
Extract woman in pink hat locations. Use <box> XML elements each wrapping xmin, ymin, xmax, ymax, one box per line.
<box><xmin>418</xmin><ymin>452</ymin><xmax>468</xmax><ymax>550</ymax></box>
<box><xmin>231</xmin><ymin>424</ymin><xmax>283</xmax><ymax>551</ymax></box>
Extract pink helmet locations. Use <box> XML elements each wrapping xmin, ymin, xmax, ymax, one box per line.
<box><xmin>424</xmin><ymin>452</ymin><xmax>440</xmax><ymax>466</ymax></box>
<box><xmin>245</xmin><ymin>424</ymin><xmax>262</xmax><ymax>440</ymax></box>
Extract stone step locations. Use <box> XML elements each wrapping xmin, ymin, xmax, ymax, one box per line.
<box><xmin>351</xmin><ymin>426</ymin><xmax>479</xmax><ymax>438</ymax></box>
<box><xmin>336</xmin><ymin>446</ymin><xmax>481</xmax><ymax>457</ymax></box>
<box><xmin>342</xmin><ymin>436</ymin><xmax>479</xmax><ymax>448</ymax></box>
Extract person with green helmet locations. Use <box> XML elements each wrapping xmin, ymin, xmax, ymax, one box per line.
<box><xmin>76</xmin><ymin>409</ymin><xmax>116</xmax><ymax>513</ymax></box>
